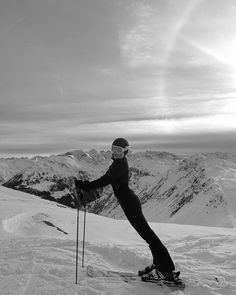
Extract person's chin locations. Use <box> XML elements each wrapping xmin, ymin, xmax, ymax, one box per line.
<box><xmin>113</xmin><ymin>153</ymin><xmax>124</xmax><ymax>159</ymax></box>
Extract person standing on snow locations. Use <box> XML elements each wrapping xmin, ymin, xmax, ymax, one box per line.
<box><xmin>75</xmin><ymin>138</ymin><xmax>178</xmax><ymax>282</ymax></box>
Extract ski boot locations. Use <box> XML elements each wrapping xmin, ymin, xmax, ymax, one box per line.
<box><xmin>138</xmin><ymin>263</ymin><xmax>156</xmax><ymax>276</ymax></box>
<box><xmin>139</xmin><ymin>265</ymin><xmax>185</xmax><ymax>289</ymax></box>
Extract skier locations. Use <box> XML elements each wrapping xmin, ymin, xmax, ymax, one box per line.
<box><xmin>75</xmin><ymin>138</ymin><xmax>180</xmax><ymax>284</ymax></box>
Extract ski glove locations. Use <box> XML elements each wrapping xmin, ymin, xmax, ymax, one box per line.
<box><xmin>75</xmin><ymin>179</ymin><xmax>91</xmax><ymax>191</ymax></box>
<box><xmin>75</xmin><ymin>180</ymin><xmax>99</xmax><ymax>205</ymax></box>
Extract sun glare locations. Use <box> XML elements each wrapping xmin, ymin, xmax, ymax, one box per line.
<box><xmin>219</xmin><ymin>38</ymin><xmax>236</xmax><ymax>88</ymax></box>
<box><xmin>183</xmin><ymin>33</ymin><xmax>236</xmax><ymax>90</ymax></box>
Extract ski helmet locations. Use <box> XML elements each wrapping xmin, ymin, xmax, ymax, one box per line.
<box><xmin>111</xmin><ymin>138</ymin><xmax>129</xmax><ymax>159</ymax></box>
<box><xmin>112</xmin><ymin>138</ymin><xmax>129</xmax><ymax>149</ymax></box>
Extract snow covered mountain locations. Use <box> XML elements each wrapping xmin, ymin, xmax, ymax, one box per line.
<box><xmin>0</xmin><ymin>157</ymin><xmax>34</xmax><ymax>184</ymax></box>
<box><xmin>1</xmin><ymin>150</ymin><xmax>180</xmax><ymax>207</ymax></box>
<box><xmin>90</xmin><ymin>153</ymin><xmax>236</xmax><ymax>228</ymax></box>
<box><xmin>0</xmin><ymin>185</ymin><xmax>236</xmax><ymax>295</ymax></box>
<box><xmin>1</xmin><ymin>150</ymin><xmax>236</xmax><ymax>228</ymax></box>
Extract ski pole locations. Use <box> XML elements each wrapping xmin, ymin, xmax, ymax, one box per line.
<box><xmin>81</xmin><ymin>205</ymin><xmax>87</xmax><ymax>267</ymax></box>
<box><xmin>75</xmin><ymin>199</ymin><xmax>80</xmax><ymax>284</ymax></box>
<box><xmin>74</xmin><ymin>185</ymin><xmax>83</xmax><ymax>285</ymax></box>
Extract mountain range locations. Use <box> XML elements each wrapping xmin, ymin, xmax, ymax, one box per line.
<box><xmin>1</xmin><ymin>150</ymin><xmax>236</xmax><ymax>228</ymax></box>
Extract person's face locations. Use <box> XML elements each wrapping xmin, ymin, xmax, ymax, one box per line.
<box><xmin>111</xmin><ymin>145</ymin><xmax>126</xmax><ymax>159</ymax></box>
<box><xmin>112</xmin><ymin>151</ymin><xmax>124</xmax><ymax>159</ymax></box>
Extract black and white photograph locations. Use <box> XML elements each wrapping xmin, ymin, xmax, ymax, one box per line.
<box><xmin>0</xmin><ymin>1</ymin><xmax>236</xmax><ymax>294</ymax></box>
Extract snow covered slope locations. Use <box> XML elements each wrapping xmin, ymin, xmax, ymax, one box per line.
<box><xmin>0</xmin><ymin>186</ymin><xmax>236</xmax><ymax>295</ymax></box>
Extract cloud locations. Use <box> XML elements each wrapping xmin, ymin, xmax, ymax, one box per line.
<box><xmin>1</xmin><ymin>100</ymin><xmax>236</xmax><ymax>157</ymax></box>
<box><xmin>1</xmin><ymin>0</ymin><xmax>236</xmax><ymax>157</ymax></box>
<box><xmin>118</xmin><ymin>0</ymin><xmax>203</xmax><ymax>69</ymax></box>
<box><xmin>2</xmin><ymin>122</ymin><xmax>235</xmax><ymax>156</ymax></box>
<box><xmin>55</xmin><ymin>113</ymin><xmax>236</xmax><ymax>150</ymax></box>
<box><xmin>118</xmin><ymin>2</ymin><xmax>162</xmax><ymax>68</ymax></box>
<box><xmin>132</xmin><ymin>131</ymin><xmax>236</xmax><ymax>154</ymax></box>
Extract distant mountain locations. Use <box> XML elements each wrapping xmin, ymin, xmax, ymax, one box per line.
<box><xmin>0</xmin><ymin>157</ymin><xmax>35</xmax><ymax>184</ymax></box>
<box><xmin>2</xmin><ymin>152</ymin><xmax>95</xmax><ymax>207</ymax></box>
<box><xmin>1</xmin><ymin>150</ymin><xmax>236</xmax><ymax>228</ymax></box>
<box><xmin>2</xmin><ymin>150</ymin><xmax>177</xmax><ymax>207</ymax></box>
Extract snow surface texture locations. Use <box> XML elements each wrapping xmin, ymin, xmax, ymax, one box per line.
<box><xmin>0</xmin><ymin>186</ymin><xmax>236</xmax><ymax>295</ymax></box>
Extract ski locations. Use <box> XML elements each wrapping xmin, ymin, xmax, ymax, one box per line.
<box><xmin>87</xmin><ymin>265</ymin><xmax>138</xmax><ymax>282</ymax></box>
<box><xmin>86</xmin><ymin>265</ymin><xmax>186</xmax><ymax>289</ymax></box>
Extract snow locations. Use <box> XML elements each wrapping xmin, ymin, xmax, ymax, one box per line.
<box><xmin>0</xmin><ymin>185</ymin><xmax>236</xmax><ymax>295</ymax></box>
<box><xmin>2</xmin><ymin>151</ymin><xmax>236</xmax><ymax>228</ymax></box>
<box><xmin>217</xmin><ymin>180</ymin><xmax>236</xmax><ymax>228</ymax></box>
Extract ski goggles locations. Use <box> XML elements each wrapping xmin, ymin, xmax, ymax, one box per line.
<box><xmin>111</xmin><ymin>145</ymin><xmax>129</xmax><ymax>154</ymax></box>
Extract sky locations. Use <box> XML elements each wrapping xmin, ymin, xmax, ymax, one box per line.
<box><xmin>0</xmin><ymin>0</ymin><xmax>236</xmax><ymax>158</ymax></box>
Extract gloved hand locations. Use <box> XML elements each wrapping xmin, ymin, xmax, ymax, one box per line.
<box><xmin>80</xmin><ymin>189</ymin><xmax>98</xmax><ymax>206</ymax></box>
<box><xmin>74</xmin><ymin>179</ymin><xmax>98</xmax><ymax>206</ymax></box>
<box><xmin>75</xmin><ymin>179</ymin><xmax>91</xmax><ymax>191</ymax></box>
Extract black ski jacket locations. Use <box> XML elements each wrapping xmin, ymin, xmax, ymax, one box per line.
<box><xmin>82</xmin><ymin>157</ymin><xmax>133</xmax><ymax>201</ymax></box>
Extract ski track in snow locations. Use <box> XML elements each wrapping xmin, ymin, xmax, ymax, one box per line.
<box><xmin>0</xmin><ymin>187</ymin><xmax>236</xmax><ymax>295</ymax></box>
<box><xmin>1</xmin><ymin>234</ymin><xmax>236</xmax><ymax>294</ymax></box>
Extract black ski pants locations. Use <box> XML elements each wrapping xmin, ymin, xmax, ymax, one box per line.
<box><xmin>118</xmin><ymin>191</ymin><xmax>175</xmax><ymax>272</ymax></box>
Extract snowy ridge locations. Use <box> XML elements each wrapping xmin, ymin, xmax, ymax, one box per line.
<box><xmin>89</xmin><ymin>153</ymin><xmax>236</xmax><ymax>228</ymax></box>
<box><xmin>0</xmin><ymin>186</ymin><xmax>236</xmax><ymax>295</ymax></box>
<box><xmin>1</xmin><ymin>150</ymin><xmax>236</xmax><ymax>227</ymax></box>
<box><xmin>0</xmin><ymin>157</ymin><xmax>34</xmax><ymax>184</ymax></box>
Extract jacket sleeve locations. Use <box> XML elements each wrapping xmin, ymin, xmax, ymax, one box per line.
<box><xmin>83</xmin><ymin>161</ymin><xmax>125</xmax><ymax>190</ymax></box>
<box><xmin>86</xmin><ymin>173</ymin><xmax>110</xmax><ymax>189</ymax></box>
